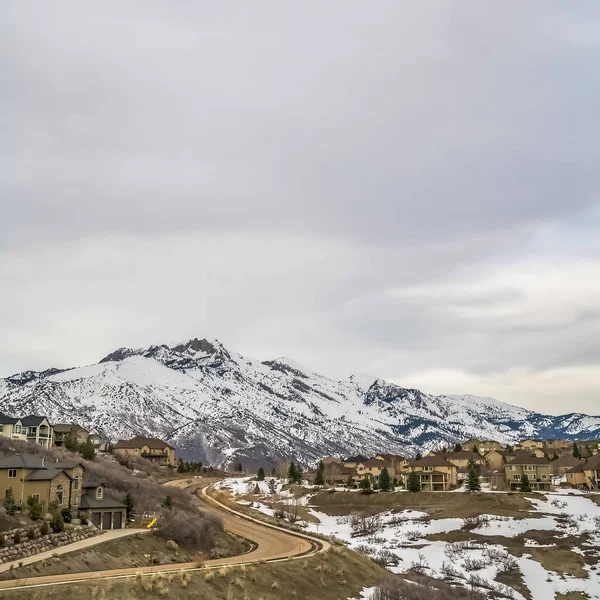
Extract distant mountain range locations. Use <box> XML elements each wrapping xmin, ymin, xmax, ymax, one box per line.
<box><xmin>1</xmin><ymin>338</ymin><xmax>599</xmax><ymax>469</ymax></box>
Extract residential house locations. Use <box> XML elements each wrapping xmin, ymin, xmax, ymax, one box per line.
<box><xmin>460</xmin><ymin>439</ymin><xmax>483</xmax><ymax>453</ymax></box>
<box><xmin>321</xmin><ymin>456</ymin><xmax>342</xmax><ymax>466</ymax></box>
<box><xmin>0</xmin><ymin>454</ymin><xmax>83</xmax><ymax>511</ymax></box>
<box><xmin>342</xmin><ymin>455</ymin><xmax>368</xmax><ymax>469</ymax></box>
<box><xmin>550</xmin><ymin>453</ymin><xmax>582</xmax><ymax>476</ymax></box>
<box><xmin>485</xmin><ymin>450</ymin><xmax>509</xmax><ymax>472</ymax></box>
<box><xmin>375</xmin><ymin>454</ymin><xmax>408</xmax><ymax>478</ymax></box>
<box><xmin>113</xmin><ymin>436</ymin><xmax>175</xmax><ymax>466</ymax></box>
<box><xmin>478</xmin><ymin>440</ymin><xmax>503</xmax><ymax>455</ymax></box>
<box><xmin>0</xmin><ymin>414</ymin><xmax>27</xmax><ymax>442</ymax></box>
<box><xmin>517</xmin><ymin>439</ymin><xmax>544</xmax><ymax>452</ymax></box>
<box><xmin>566</xmin><ymin>454</ymin><xmax>600</xmax><ymax>490</ymax></box>
<box><xmin>573</xmin><ymin>440</ymin><xmax>600</xmax><ymax>459</ymax></box>
<box><xmin>328</xmin><ymin>465</ymin><xmax>358</xmax><ymax>486</ymax></box>
<box><xmin>446</xmin><ymin>451</ymin><xmax>485</xmax><ymax>472</ymax></box>
<box><xmin>544</xmin><ymin>439</ymin><xmax>573</xmax><ymax>455</ymax></box>
<box><xmin>355</xmin><ymin>459</ymin><xmax>391</xmax><ymax>483</ymax></box>
<box><xmin>408</xmin><ymin>456</ymin><xmax>458</xmax><ymax>491</ymax></box>
<box><xmin>78</xmin><ymin>481</ymin><xmax>126</xmax><ymax>530</ymax></box>
<box><xmin>54</xmin><ymin>423</ymin><xmax>100</xmax><ymax>449</ymax></box>
<box><xmin>21</xmin><ymin>416</ymin><xmax>54</xmax><ymax>448</ymax></box>
<box><xmin>504</xmin><ymin>456</ymin><xmax>552</xmax><ymax>491</ymax></box>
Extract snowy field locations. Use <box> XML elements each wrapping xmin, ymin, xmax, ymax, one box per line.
<box><xmin>217</xmin><ymin>477</ymin><xmax>600</xmax><ymax>600</ymax></box>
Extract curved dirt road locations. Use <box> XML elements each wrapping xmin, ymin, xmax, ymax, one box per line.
<box><xmin>0</xmin><ymin>481</ymin><xmax>328</xmax><ymax>591</ymax></box>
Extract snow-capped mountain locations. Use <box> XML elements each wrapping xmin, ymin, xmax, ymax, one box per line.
<box><xmin>1</xmin><ymin>338</ymin><xmax>599</xmax><ymax>468</ymax></box>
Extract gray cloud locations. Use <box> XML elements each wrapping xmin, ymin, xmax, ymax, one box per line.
<box><xmin>1</xmin><ymin>1</ymin><xmax>599</xmax><ymax>414</ymax></box>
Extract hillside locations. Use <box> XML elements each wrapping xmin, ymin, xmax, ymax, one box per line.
<box><xmin>1</xmin><ymin>338</ymin><xmax>599</xmax><ymax>468</ymax></box>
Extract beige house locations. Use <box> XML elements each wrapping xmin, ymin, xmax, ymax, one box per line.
<box><xmin>504</xmin><ymin>456</ymin><xmax>551</xmax><ymax>491</ymax></box>
<box><xmin>485</xmin><ymin>450</ymin><xmax>509</xmax><ymax>472</ymax></box>
<box><xmin>375</xmin><ymin>454</ymin><xmax>408</xmax><ymax>478</ymax></box>
<box><xmin>321</xmin><ymin>456</ymin><xmax>342</xmax><ymax>466</ymax></box>
<box><xmin>0</xmin><ymin>454</ymin><xmax>83</xmax><ymax>512</ymax></box>
<box><xmin>342</xmin><ymin>455</ymin><xmax>368</xmax><ymax>469</ymax></box>
<box><xmin>54</xmin><ymin>423</ymin><xmax>101</xmax><ymax>449</ymax></box>
<box><xmin>21</xmin><ymin>416</ymin><xmax>54</xmax><ymax>448</ymax></box>
<box><xmin>517</xmin><ymin>439</ymin><xmax>544</xmax><ymax>451</ymax></box>
<box><xmin>566</xmin><ymin>454</ymin><xmax>600</xmax><ymax>490</ymax></box>
<box><xmin>478</xmin><ymin>440</ymin><xmax>503</xmax><ymax>455</ymax></box>
<box><xmin>355</xmin><ymin>459</ymin><xmax>391</xmax><ymax>482</ymax></box>
<box><xmin>461</xmin><ymin>439</ymin><xmax>483</xmax><ymax>453</ymax></box>
<box><xmin>113</xmin><ymin>436</ymin><xmax>175</xmax><ymax>466</ymax></box>
<box><xmin>551</xmin><ymin>453</ymin><xmax>582</xmax><ymax>476</ymax></box>
<box><xmin>0</xmin><ymin>414</ymin><xmax>27</xmax><ymax>443</ymax></box>
<box><xmin>408</xmin><ymin>456</ymin><xmax>458</xmax><ymax>491</ymax></box>
<box><xmin>446</xmin><ymin>451</ymin><xmax>485</xmax><ymax>471</ymax></box>
<box><xmin>544</xmin><ymin>439</ymin><xmax>573</xmax><ymax>454</ymax></box>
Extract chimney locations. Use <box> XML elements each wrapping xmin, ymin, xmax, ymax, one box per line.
<box><xmin>41</xmin><ymin>458</ymin><xmax>45</xmax><ymax>467</ymax></box>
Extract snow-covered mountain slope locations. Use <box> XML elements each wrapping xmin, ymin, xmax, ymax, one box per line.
<box><xmin>1</xmin><ymin>338</ymin><xmax>599</xmax><ymax>468</ymax></box>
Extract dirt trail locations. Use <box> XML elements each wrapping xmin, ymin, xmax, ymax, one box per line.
<box><xmin>0</xmin><ymin>481</ymin><xmax>327</xmax><ymax>591</ymax></box>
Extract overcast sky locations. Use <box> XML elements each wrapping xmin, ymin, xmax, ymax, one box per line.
<box><xmin>2</xmin><ymin>2</ymin><xmax>599</xmax><ymax>415</ymax></box>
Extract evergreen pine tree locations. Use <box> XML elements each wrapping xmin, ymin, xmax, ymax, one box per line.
<box><xmin>288</xmin><ymin>462</ymin><xmax>297</xmax><ymax>484</ymax></box>
<box><xmin>124</xmin><ymin>492</ymin><xmax>135</xmax><ymax>522</ymax></box>
<box><xmin>466</xmin><ymin>461</ymin><xmax>481</xmax><ymax>492</ymax></box>
<box><xmin>346</xmin><ymin>474</ymin><xmax>354</xmax><ymax>489</ymax></box>
<box><xmin>162</xmin><ymin>495</ymin><xmax>172</xmax><ymax>509</ymax></box>
<box><xmin>3</xmin><ymin>487</ymin><xmax>16</xmax><ymax>516</ymax></box>
<box><xmin>472</xmin><ymin>445</ymin><xmax>479</xmax><ymax>454</ymax></box>
<box><xmin>573</xmin><ymin>443</ymin><xmax>581</xmax><ymax>459</ymax></box>
<box><xmin>257</xmin><ymin>467</ymin><xmax>265</xmax><ymax>481</ymax></box>
<box><xmin>177</xmin><ymin>461</ymin><xmax>185</xmax><ymax>473</ymax></box>
<box><xmin>64</xmin><ymin>432</ymin><xmax>81</xmax><ymax>453</ymax></box>
<box><xmin>268</xmin><ymin>478</ymin><xmax>277</xmax><ymax>494</ymax></box>
<box><xmin>519</xmin><ymin>473</ymin><xmax>532</xmax><ymax>493</ymax></box>
<box><xmin>454</xmin><ymin>443</ymin><xmax>462</xmax><ymax>452</ymax></box>
<box><xmin>379</xmin><ymin>467</ymin><xmax>392</xmax><ymax>492</ymax></box>
<box><xmin>295</xmin><ymin>464</ymin><xmax>303</xmax><ymax>484</ymax></box>
<box><xmin>415</xmin><ymin>451</ymin><xmax>423</xmax><ymax>460</ymax></box>
<box><xmin>315</xmin><ymin>462</ymin><xmax>325</xmax><ymax>486</ymax></box>
<box><xmin>80</xmin><ymin>438</ymin><xmax>96</xmax><ymax>460</ymax></box>
<box><xmin>237</xmin><ymin>461</ymin><xmax>244</xmax><ymax>473</ymax></box>
<box><xmin>359</xmin><ymin>477</ymin><xmax>371</xmax><ymax>494</ymax></box>
<box><xmin>407</xmin><ymin>471</ymin><xmax>421</xmax><ymax>493</ymax></box>
<box><xmin>271</xmin><ymin>467</ymin><xmax>277</xmax><ymax>477</ymax></box>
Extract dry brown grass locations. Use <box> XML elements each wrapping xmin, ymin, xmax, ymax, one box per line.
<box><xmin>1</xmin><ymin>544</ymin><xmax>388</xmax><ymax>600</ymax></box>
<box><xmin>310</xmin><ymin>490</ymin><xmax>540</xmax><ymax>519</ymax></box>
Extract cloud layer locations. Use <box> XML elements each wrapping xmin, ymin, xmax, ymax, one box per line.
<box><xmin>2</xmin><ymin>2</ymin><xmax>599</xmax><ymax>414</ymax></box>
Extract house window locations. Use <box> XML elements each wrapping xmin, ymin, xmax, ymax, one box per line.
<box><xmin>56</xmin><ymin>484</ymin><xmax>64</xmax><ymax>505</ymax></box>
<box><xmin>8</xmin><ymin>469</ymin><xmax>17</xmax><ymax>478</ymax></box>
<box><xmin>541</xmin><ymin>474</ymin><xmax>547</xmax><ymax>480</ymax></box>
<box><xmin>72</xmin><ymin>497</ymin><xmax>78</xmax><ymax>507</ymax></box>
<box><xmin>424</xmin><ymin>466</ymin><xmax>432</xmax><ymax>471</ymax></box>
<box><xmin>513</xmin><ymin>475</ymin><xmax>520</xmax><ymax>480</ymax></box>
<box><xmin>0</xmin><ymin>425</ymin><xmax>3</xmax><ymax>432</ymax></box>
<box><xmin>27</xmin><ymin>427</ymin><xmax>37</xmax><ymax>436</ymax></box>
<box><xmin>96</xmin><ymin>487</ymin><xmax>103</xmax><ymax>500</ymax></box>
<box><xmin>14</xmin><ymin>425</ymin><xmax>21</xmax><ymax>434</ymax></box>
<box><xmin>73</xmin><ymin>477</ymin><xmax>80</xmax><ymax>490</ymax></box>
<box><xmin>30</xmin><ymin>494</ymin><xmax>40</xmax><ymax>504</ymax></box>
<box><xmin>509</xmin><ymin>466</ymin><xmax>514</xmax><ymax>471</ymax></box>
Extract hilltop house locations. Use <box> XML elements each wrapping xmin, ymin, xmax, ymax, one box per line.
<box><xmin>113</xmin><ymin>436</ymin><xmax>175</xmax><ymax>466</ymax></box>
<box><xmin>517</xmin><ymin>439</ymin><xmax>544</xmax><ymax>451</ymax></box>
<box><xmin>461</xmin><ymin>439</ymin><xmax>483</xmax><ymax>453</ymax></box>
<box><xmin>446</xmin><ymin>451</ymin><xmax>485</xmax><ymax>472</ymax></box>
<box><xmin>544</xmin><ymin>439</ymin><xmax>573</xmax><ymax>455</ymax></box>
<box><xmin>408</xmin><ymin>456</ymin><xmax>458</xmax><ymax>491</ymax></box>
<box><xmin>478</xmin><ymin>440</ymin><xmax>503</xmax><ymax>455</ymax></box>
<box><xmin>565</xmin><ymin>454</ymin><xmax>600</xmax><ymax>490</ymax></box>
<box><xmin>21</xmin><ymin>416</ymin><xmax>54</xmax><ymax>448</ymax></box>
<box><xmin>355</xmin><ymin>459</ymin><xmax>391</xmax><ymax>483</ymax></box>
<box><xmin>484</xmin><ymin>450</ymin><xmax>510</xmax><ymax>472</ymax></box>
<box><xmin>551</xmin><ymin>453</ymin><xmax>582</xmax><ymax>476</ymax></box>
<box><xmin>0</xmin><ymin>454</ymin><xmax>83</xmax><ymax>511</ymax></box>
<box><xmin>0</xmin><ymin>414</ymin><xmax>27</xmax><ymax>443</ymax></box>
<box><xmin>53</xmin><ymin>423</ymin><xmax>100</xmax><ymax>449</ymax></box>
<box><xmin>504</xmin><ymin>456</ymin><xmax>551</xmax><ymax>491</ymax></box>
<box><xmin>342</xmin><ymin>455</ymin><xmax>368</xmax><ymax>469</ymax></box>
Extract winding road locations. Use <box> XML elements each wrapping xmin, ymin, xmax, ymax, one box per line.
<box><xmin>0</xmin><ymin>480</ymin><xmax>328</xmax><ymax>591</ymax></box>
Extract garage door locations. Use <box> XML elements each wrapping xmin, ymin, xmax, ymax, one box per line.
<box><xmin>113</xmin><ymin>511</ymin><xmax>122</xmax><ymax>529</ymax></box>
<box><xmin>102</xmin><ymin>512</ymin><xmax>112</xmax><ymax>530</ymax></box>
<box><xmin>92</xmin><ymin>512</ymin><xmax>101</xmax><ymax>527</ymax></box>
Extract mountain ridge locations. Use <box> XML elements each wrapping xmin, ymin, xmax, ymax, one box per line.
<box><xmin>1</xmin><ymin>337</ymin><xmax>599</xmax><ymax>469</ymax></box>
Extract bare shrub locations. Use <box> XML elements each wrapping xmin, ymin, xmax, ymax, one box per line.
<box><xmin>156</xmin><ymin>509</ymin><xmax>220</xmax><ymax>548</ymax></box>
<box><xmin>462</xmin><ymin>557</ymin><xmax>489</xmax><ymax>571</ymax></box>
<box><xmin>373</xmin><ymin>576</ymin><xmax>487</xmax><ymax>600</ymax></box>
<box><xmin>409</xmin><ymin>553</ymin><xmax>429</xmax><ymax>573</ymax></box>
<box><xmin>372</xmin><ymin>549</ymin><xmax>400</xmax><ymax>567</ymax></box>
<box><xmin>166</xmin><ymin>539</ymin><xmax>178</xmax><ymax>552</ymax></box>
<box><xmin>349</xmin><ymin>512</ymin><xmax>383</xmax><ymax>537</ymax></box>
<box><xmin>462</xmin><ymin>515</ymin><xmax>489</xmax><ymax>531</ymax></box>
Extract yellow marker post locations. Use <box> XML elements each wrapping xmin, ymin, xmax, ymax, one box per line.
<box><xmin>146</xmin><ymin>517</ymin><xmax>157</xmax><ymax>528</ymax></box>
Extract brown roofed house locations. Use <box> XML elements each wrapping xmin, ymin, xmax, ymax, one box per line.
<box><xmin>113</xmin><ymin>436</ymin><xmax>175</xmax><ymax>466</ymax></box>
<box><xmin>408</xmin><ymin>456</ymin><xmax>458</xmax><ymax>491</ymax></box>
<box><xmin>504</xmin><ymin>455</ymin><xmax>552</xmax><ymax>491</ymax></box>
<box><xmin>551</xmin><ymin>453</ymin><xmax>583</xmax><ymax>476</ymax></box>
